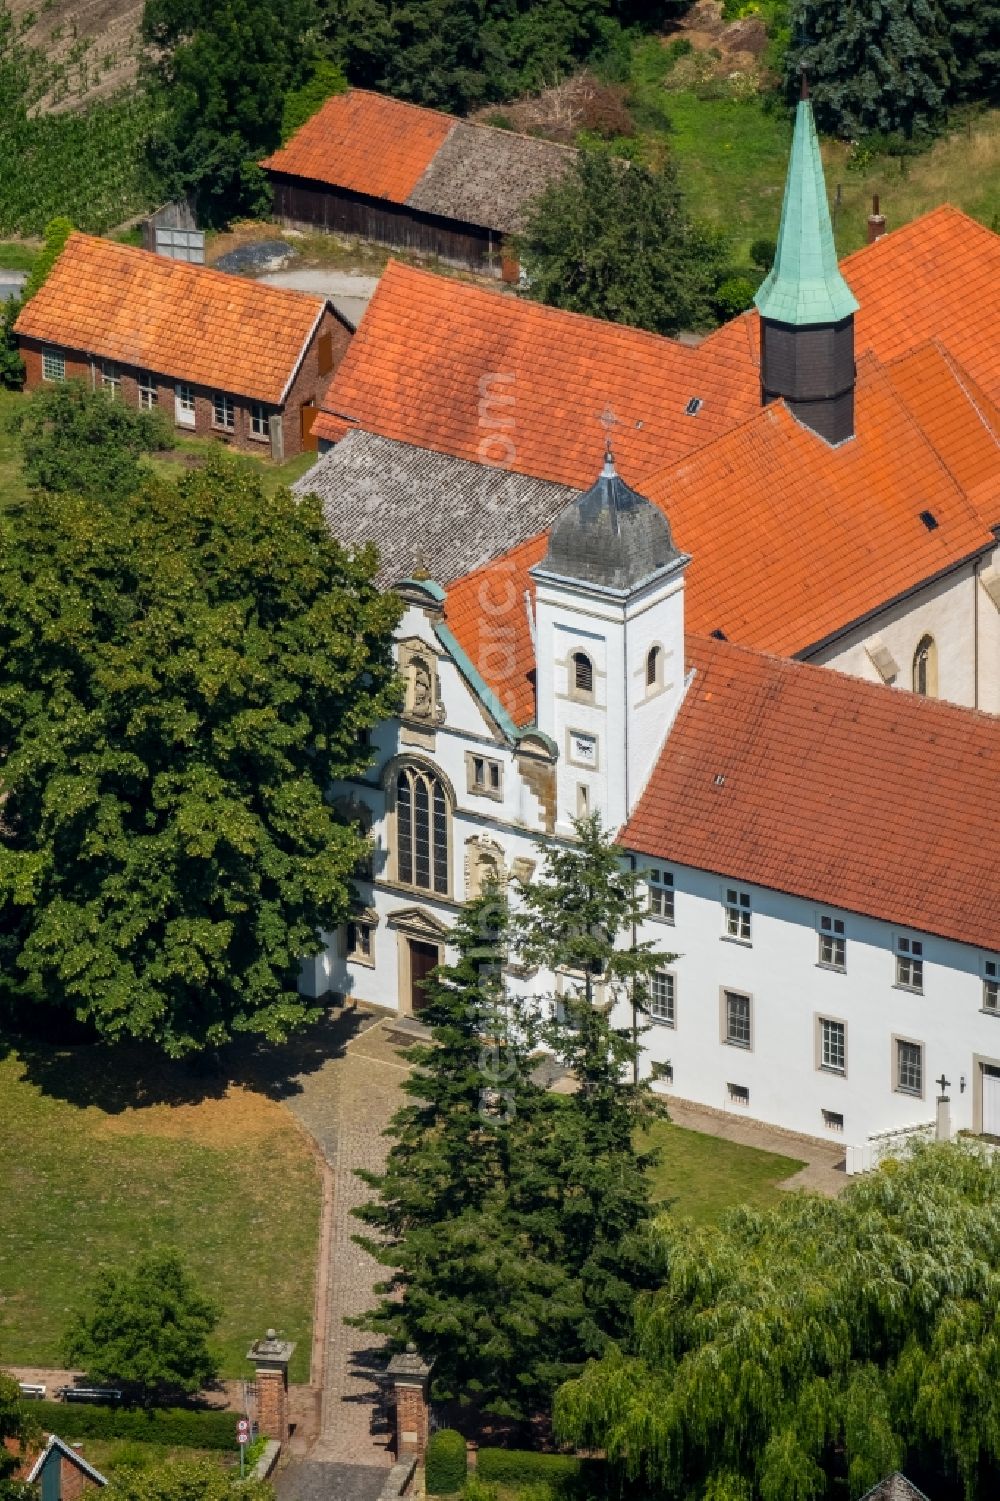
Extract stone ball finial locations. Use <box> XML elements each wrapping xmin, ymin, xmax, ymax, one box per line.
<box><xmin>405</xmin><ymin>1341</ymin><xmax>417</xmax><ymax>1354</ymax></box>
<box><xmin>266</xmin><ymin>1328</ymin><xmax>276</xmax><ymax>1340</ymax></box>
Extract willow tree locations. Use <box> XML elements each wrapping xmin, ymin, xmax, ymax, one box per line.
<box><xmin>555</xmin><ymin>1143</ymin><xmax>1000</xmax><ymax>1500</ymax></box>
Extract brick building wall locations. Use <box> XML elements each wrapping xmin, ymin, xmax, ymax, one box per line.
<box><xmin>17</xmin><ymin>304</ymin><xmax>351</xmax><ymax>461</ymax></box>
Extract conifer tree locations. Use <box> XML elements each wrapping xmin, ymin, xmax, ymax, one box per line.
<box><xmin>785</xmin><ymin>0</ymin><xmax>953</xmax><ymax>138</ymax></box>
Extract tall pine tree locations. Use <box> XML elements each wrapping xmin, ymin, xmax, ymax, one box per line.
<box><xmin>785</xmin><ymin>0</ymin><xmax>953</xmax><ymax>138</ymax></box>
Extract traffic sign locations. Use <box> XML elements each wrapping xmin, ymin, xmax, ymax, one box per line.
<box><xmin>237</xmin><ymin>1419</ymin><xmax>250</xmax><ymax>1445</ymax></box>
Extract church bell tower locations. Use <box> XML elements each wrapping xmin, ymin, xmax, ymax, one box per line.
<box><xmin>754</xmin><ymin>81</ymin><xmax>859</xmax><ymax>445</ymax></box>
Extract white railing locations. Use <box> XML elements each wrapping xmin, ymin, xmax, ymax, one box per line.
<box><xmin>845</xmin><ymin>1120</ymin><xmax>935</xmax><ymax>1176</ymax></box>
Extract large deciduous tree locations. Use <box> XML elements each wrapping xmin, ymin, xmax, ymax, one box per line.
<box><xmin>0</xmin><ymin>457</ymin><xmax>400</xmax><ymax>1056</ymax></box>
<box><xmin>556</xmin><ymin>1144</ymin><xmax>1000</xmax><ymax>1501</ymax></box>
<box><xmin>142</xmin><ymin>0</ymin><xmax>319</xmax><ymax>223</ymax></box>
<box><xmin>64</xmin><ymin>1251</ymin><xmax>219</xmax><ymax>1404</ymax></box>
<box><xmin>517</xmin><ymin>151</ymin><xmax>729</xmax><ymax>336</ymax></box>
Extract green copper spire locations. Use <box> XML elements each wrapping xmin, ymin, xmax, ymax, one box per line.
<box><xmin>754</xmin><ymin>98</ymin><xmax>859</xmax><ymax>327</ymax></box>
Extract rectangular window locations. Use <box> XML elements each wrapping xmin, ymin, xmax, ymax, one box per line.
<box><xmin>895</xmin><ymin>1038</ymin><xmax>923</xmax><ymax>1096</ymax></box>
<box><xmin>212</xmin><ymin>392</ymin><xmax>235</xmax><ymax>431</ymax></box>
<box><xmin>819</xmin><ymin>1017</ymin><xmax>846</xmax><ymax>1074</ymax></box>
<box><xmin>568</xmin><ymin>730</ymin><xmax>598</xmax><ymax>768</ymax></box>
<box><xmin>174</xmin><ymin>382</ymin><xmax>196</xmax><ymax>429</ymax></box>
<box><xmin>101</xmin><ymin>361</ymin><xmax>121</xmax><ymax>400</ymax></box>
<box><xmin>724</xmin><ymin>886</ymin><xmax>751</xmax><ymax>942</ymax></box>
<box><xmin>648</xmin><ymin>868</ymin><xmax>675</xmax><ymax>923</ymax></box>
<box><xmin>651</xmin><ymin>1060</ymin><xmax>673</xmax><ymax>1085</ymax></box>
<box><xmin>649</xmin><ymin>970</ymin><xmax>675</xmax><ymax>1027</ymax></box>
<box><xmin>138</xmin><ymin>372</ymin><xmax>158</xmax><ymax>409</ymax></box>
<box><xmin>728</xmin><ymin>1082</ymin><xmax>749</xmax><ymax>1106</ymax></box>
<box><xmin>984</xmin><ymin>958</ymin><xmax>999</xmax><ymax>1013</ymax></box>
<box><xmin>346</xmin><ymin>921</ymin><xmax>374</xmax><ymax>965</ymax></box>
<box><xmin>818</xmin><ymin>913</ymin><xmax>846</xmax><ymax>970</ymax></box>
<box><xmin>724</xmin><ymin>989</ymin><xmax>751</xmax><ymax>1049</ymax></box>
<box><xmin>896</xmin><ymin>935</ymin><xmax>924</xmax><ymax>993</ymax></box>
<box><xmin>822</xmin><ymin>1109</ymin><xmax>844</xmax><ymax>1132</ymax></box>
<box><xmin>42</xmin><ymin>349</ymin><xmax>65</xmax><ymax>382</ymax></box>
<box><xmin>576</xmin><ymin>784</ymin><xmax>590</xmax><ymax>818</ymax></box>
<box><xmin>249</xmin><ymin>403</ymin><xmax>269</xmax><ymax>439</ymax></box>
<box><xmin>466</xmin><ymin>753</ymin><xmax>503</xmax><ymax>800</ymax></box>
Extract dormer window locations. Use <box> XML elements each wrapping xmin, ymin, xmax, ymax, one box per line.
<box><xmin>572</xmin><ymin>651</ymin><xmax>594</xmax><ymax>698</ymax></box>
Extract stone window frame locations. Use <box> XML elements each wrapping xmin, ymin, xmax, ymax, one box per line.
<box><xmin>893</xmin><ymin>1034</ymin><xmax>925</xmax><ymax>1099</ymax></box>
<box><xmin>576</xmin><ymin>782</ymin><xmax>591</xmax><ymax>818</ymax></box>
<box><xmin>41</xmin><ymin>347</ymin><xmax>66</xmax><ymax>382</ymax></box>
<box><xmin>912</xmin><ymin>634</ymin><xmax>938</xmax><ymax>697</ymax></box>
<box><xmin>720</xmin><ymin>987</ymin><xmax>753</xmax><ymax>1050</ymax></box>
<box><xmin>568</xmin><ymin>649</ymin><xmax>596</xmax><ymax>704</ymax></box>
<box><xmin>815</xmin><ymin>1013</ymin><xmax>847</xmax><ymax>1076</ymax></box>
<box><xmin>383</xmin><ymin>754</ymin><xmax>454</xmax><ymax>900</ymax></box>
<box><xmin>649</xmin><ymin>969</ymin><xmax>676</xmax><ymax>1028</ymax></box>
<box><xmin>344</xmin><ymin>909</ymin><xmax>378</xmax><ymax>968</ymax></box>
<box><xmin>566</xmin><ymin>727</ymin><xmax>599</xmax><ymax>771</ymax></box>
<box><xmin>465</xmin><ymin>750</ymin><xmax>503</xmax><ymax>801</ymax></box>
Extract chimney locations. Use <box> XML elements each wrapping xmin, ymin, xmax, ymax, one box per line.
<box><xmin>867</xmin><ymin>194</ymin><xmax>887</xmax><ymax>244</ymax></box>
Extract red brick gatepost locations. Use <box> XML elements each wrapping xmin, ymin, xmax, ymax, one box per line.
<box><xmin>248</xmin><ymin>1329</ymin><xmax>296</xmax><ymax>1444</ymax></box>
<box><xmin>385</xmin><ymin>1344</ymin><xmax>434</xmax><ymax>1458</ymax></box>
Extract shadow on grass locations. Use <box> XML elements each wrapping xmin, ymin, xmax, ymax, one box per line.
<box><xmin>0</xmin><ymin>1005</ymin><xmax>374</xmax><ymax>1115</ymax></box>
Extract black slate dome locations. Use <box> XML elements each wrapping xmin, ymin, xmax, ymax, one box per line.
<box><xmin>539</xmin><ymin>449</ymin><xmax>682</xmax><ymax>591</ymax></box>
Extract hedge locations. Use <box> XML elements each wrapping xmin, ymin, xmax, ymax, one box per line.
<box><xmin>426</xmin><ymin>1428</ymin><xmax>468</xmax><ymax>1494</ymax></box>
<box><xmin>29</xmin><ymin>1401</ymin><xmax>239</xmax><ymax>1449</ymax></box>
<box><xmin>476</xmin><ymin>1450</ymin><xmax>611</xmax><ymax>1495</ymax></box>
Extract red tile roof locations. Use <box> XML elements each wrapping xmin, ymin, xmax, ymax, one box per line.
<box><xmin>313</xmin><ymin>260</ymin><xmax>761</xmax><ymax>474</ymax></box>
<box><xmin>314</xmin><ymin>206</ymin><xmax>1000</xmax><ymax>476</ymax></box>
<box><xmin>443</xmin><ymin>342</ymin><xmax>1000</xmax><ymax>715</ymax></box>
<box><xmin>14</xmin><ymin>233</ymin><xmax>329</xmax><ymax>405</ymax></box>
<box><xmin>641</xmin><ymin>343</ymin><xmax>1000</xmax><ymax>656</ymax></box>
<box><xmin>262</xmin><ymin>90</ymin><xmax>455</xmax><ymax>204</ymax></box>
<box><xmin>622</xmin><ymin>633</ymin><xmax>1000</xmax><ymax>952</ymax></box>
<box><xmin>846</xmin><ymin>206</ymin><xmax>1000</xmax><ymax>404</ymax></box>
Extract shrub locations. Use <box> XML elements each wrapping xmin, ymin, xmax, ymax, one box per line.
<box><xmin>750</xmin><ymin>236</ymin><xmax>776</xmax><ymax>270</ymax></box>
<box><xmin>713</xmin><ymin>275</ymin><xmax>757</xmax><ymax>318</ymax></box>
<box><xmin>30</xmin><ymin>1402</ymin><xmax>237</xmax><ymax>1449</ymax></box>
<box><xmin>476</xmin><ymin>1451</ymin><xmax>581</xmax><ymax>1487</ymax></box>
<box><xmin>426</xmin><ymin>1429</ymin><xmax>467</xmax><ymax>1495</ymax></box>
<box><xmin>460</xmin><ymin>1480</ymin><xmax>498</xmax><ymax>1501</ymax></box>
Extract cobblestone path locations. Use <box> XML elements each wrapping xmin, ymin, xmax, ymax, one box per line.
<box><xmin>280</xmin><ymin>1014</ymin><xmax>411</xmax><ymax>1469</ymax></box>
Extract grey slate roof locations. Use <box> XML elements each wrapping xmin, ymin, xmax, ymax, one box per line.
<box><xmin>294</xmin><ymin>428</ymin><xmax>576</xmax><ymax>587</ymax></box>
<box><xmin>534</xmin><ymin>450</ymin><xmax>685</xmax><ymax>593</ymax></box>
<box><xmin>858</xmin><ymin>1475</ymin><xmax>932</xmax><ymax>1501</ymax></box>
<box><xmin>407</xmin><ymin>121</ymin><xmax>577</xmax><ymax>234</ymax></box>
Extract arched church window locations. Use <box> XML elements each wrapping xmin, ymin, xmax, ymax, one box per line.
<box><xmin>572</xmin><ymin>651</ymin><xmax>594</xmax><ymax>697</ymax></box>
<box><xmin>646</xmin><ymin>645</ymin><xmax>662</xmax><ymax>691</ymax></box>
<box><xmin>912</xmin><ymin>635</ymin><xmax>937</xmax><ymax>697</ymax></box>
<box><xmin>396</xmin><ymin>764</ymin><xmax>449</xmax><ymax>895</ymax></box>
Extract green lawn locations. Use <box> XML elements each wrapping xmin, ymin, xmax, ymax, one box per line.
<box><xmin>0</xmin><ymin>241</ymin><xmax>39</xmax><ymax>275</ymax></box>
<box><xmin>626</xmin><ymin>36</ymin><xmax>1000</xmax><ymax>265</ymax></box>
<box><xmin>0</xmin><ymin>1043</ymin><xmax>320</xmax><ymax>1382</ymax></box>
<box><xmin>640</xmin><ymin>1121</ymin><xmax>805</xmax><ymax>1226</ymax></box>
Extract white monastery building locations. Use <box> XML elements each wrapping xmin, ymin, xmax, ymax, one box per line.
<box><xmin>299</xmin><ymin>95</ymin><xmax>1000</xmax><ymax>1163</ymax></box>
